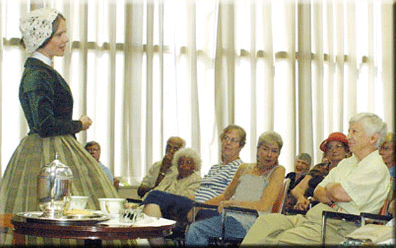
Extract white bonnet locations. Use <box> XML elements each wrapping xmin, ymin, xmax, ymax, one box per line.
<box><xmin>19</xmin><ymin>8</ymin><xmax>60</xmax><ymax>53</ymax></box>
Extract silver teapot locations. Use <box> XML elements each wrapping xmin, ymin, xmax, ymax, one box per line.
<box><xmin>37</xmin><ymin>154</ymin><xmax>73</xmax><ymax>218</ymax></box>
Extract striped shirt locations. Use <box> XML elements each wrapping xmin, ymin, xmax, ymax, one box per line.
<box><xmin>194</xmin><ymin>158</ymin><xmax>243</xmax><ymax>202</ymax></box>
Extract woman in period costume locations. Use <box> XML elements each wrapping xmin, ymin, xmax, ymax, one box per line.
<box><xmin>0</xmin><ymin>8</ymin><xmax>118</xmax><ymax>215</ymax></box>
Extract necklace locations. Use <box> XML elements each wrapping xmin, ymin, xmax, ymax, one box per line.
<box><xmin>255</xmin><ymin>163</ymin><xmax>276</xmax><ymax>177</ymax></box>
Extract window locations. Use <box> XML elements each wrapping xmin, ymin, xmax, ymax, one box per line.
<box><xmin>1</xmin><ymin>0</ymin><xmax>393</xmax><ymax>181</ymax></box>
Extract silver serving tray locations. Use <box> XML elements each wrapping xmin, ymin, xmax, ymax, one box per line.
<box><xmin>16</xmin><ymin>211</ymin><xmax>109</xmax><ymax>225</ymax></box>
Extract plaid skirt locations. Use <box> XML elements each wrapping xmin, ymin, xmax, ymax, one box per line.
<box><xmin>0</xmin><ymin>134</ymin><xmax>119</xmax><ymax>214</ymax></box>
<box><xmin>0</xmin><ymin>134</ymin><xmax>128</xmax><ymax>245</ymax></box>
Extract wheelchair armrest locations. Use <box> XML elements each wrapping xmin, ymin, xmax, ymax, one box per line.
<box><xmin>321</xmin><ymin>211</ymin><xmax>361</xmax><ymax>245</ymax></box>
<box><xmin>223</xmin><ymin>206</ymin><xmax>258</xmax><ymax>217</ymax></box>
<box><xmin>284</xmin><ymin>208</ymin><xmax>308</xmax><ymax>215</ymax></box>
<box><xmin>360</xmin><ymin>212</ymin><xmax>393</xmax><ymax>223</ymax></box>
<box><xmin>191</xmin><ymin>202</ymin><xmax>219</xmax><ymax>222</ymax></box>
<box><xmin>322</xmin><ymin>211</ymin><xmax>361</xmax><ymax>222</ymax></box>
<box><xmin>192</xmin><ymin>202</ymin><xmax>218</xmax><ymax>209</ymax></box>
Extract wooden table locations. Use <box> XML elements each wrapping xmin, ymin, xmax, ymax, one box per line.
<box><xmin>10</xmin><ymin>214</ymin><xmax>176</xmax><ymax>246</ymax></box>
<box><xmin>0</xmin><ymin>213</ymin><xmax>22</xmax><ymax>244</ymax></box>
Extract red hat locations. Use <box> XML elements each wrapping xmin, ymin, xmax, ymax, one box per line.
<box><xmin>320</xmin><ymin>132</ymin><xmax>348</xmax><ymax>152</ymax></box>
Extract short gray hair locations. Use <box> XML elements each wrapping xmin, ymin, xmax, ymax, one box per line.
<box><xmin>172</xmin><ymin>148</ymin><xmax>201</xmax><ymax>171</ymax></box>
<box><xmin>349</xmin><ymin>112</ymin><xmax>387</xmax><ymax>149</ymax></box>
<box><xmin>85</xmin><ymin>141</ymin><xmax>100</xmax><ymax>150</ymax></box>
<box><xmin>220</xmin><ymin>125</ymin><xmax>247</xmax><ymax>148</ymax></box>
<box><xmin>257</xmin><ymin>131</ymin><xmax>283</xmax><ymax>150</ymax></box>
<box><xmin>296</xmin><ymin>153</ymin><xmax>311</xmax><ymax>166</ymax></box>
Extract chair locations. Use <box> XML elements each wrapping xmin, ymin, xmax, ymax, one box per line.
<box><xmin>271</xmin><ymin>178</ymin><xmax>291</xmax><ymax>213</ymax></box>
<box><xmin>321</xmin><ymin>210</ymin><xmax>393</xmax><ymax>245</ymax></box>
<box><xmin>321</xmin><ymin>183</ymin><xmax>394</xmax><ymax>246</ymax></box>
<box><xmin>192</xmin><ymin>178</ymin><xmax>291</xmax><ymax>246</ymax></box>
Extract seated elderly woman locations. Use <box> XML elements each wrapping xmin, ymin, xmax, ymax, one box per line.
<box><xmin>184</xmin><ymin>131</ymin><xmax>285</xmax><ymax>246</ymax></box>
<box><xmin>286</xmin><ymin>153</ymin><xmax>312</xmax><ymax>192</ymax></box>
<box><xmin>142</xmin><ymin>148</ymin><xmax>202</xmax><ymax>220</ymax></box>
<box><xmin>282</xmin><ymin>153</ymin><xmax>311</xmax><ymax>210</ymax></box>
<box><xmin>288</xmin><ymin>132</ymin><xmax>350</xmax><ymax>211</ymax></box>
<box><xmin>380</xmin><ymin>132</ymin><xmax>395</xmax><ymax>179</ymax></box>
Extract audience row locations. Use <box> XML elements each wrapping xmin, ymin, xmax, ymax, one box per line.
<box><xmin>132</xmin><ymin>112</ymin><xmax>393</xmax><ymax>246</ymax></box>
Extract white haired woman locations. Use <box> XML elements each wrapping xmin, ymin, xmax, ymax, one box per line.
<box><xmin>142</xmin><ymin>148</ymin><xmax>202</xmax><ymax>245</ymax></box>
<box><xmin>143</xmin><ymin>148</ymin><xmax>202</xmax><ymax>219</ymax></box>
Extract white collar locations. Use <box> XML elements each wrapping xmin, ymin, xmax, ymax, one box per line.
<box><xmin>31</xmin><ymin>51</ymin><xmax>53</xmax><ymax>67</ymax></box>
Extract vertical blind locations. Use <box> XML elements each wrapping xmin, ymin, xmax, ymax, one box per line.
<box><xmin>0</xmin><ymin>0</ymin><xmax>394</xmax><ymax>184</ymax></box>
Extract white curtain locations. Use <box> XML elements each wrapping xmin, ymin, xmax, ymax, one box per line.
<box><xmin>0</xmin><ymin>0</ymin><xmax>394</xmax><ymax>185</ymax></box>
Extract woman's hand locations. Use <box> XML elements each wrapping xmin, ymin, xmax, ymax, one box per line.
<box><xmin>218</xmin><ymin>200</ymin><xmax>236</xmax><ymax>213</ymax></box>
<box><xmin>294</xmin><ymin>196</ymin><xmax>310</xmax><ymax>210</ymax></box>
<box><xmin>80</xmin><ymin>116</ymin><xmax>92</xmax><ymax>130</ymax></box>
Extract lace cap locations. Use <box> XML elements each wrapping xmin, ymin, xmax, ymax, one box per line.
<box><xmin>19</xmin><ymin>8</ymin><xmax>60</xmax><ymax>53</ymax></box>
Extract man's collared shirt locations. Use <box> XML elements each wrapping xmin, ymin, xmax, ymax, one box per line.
<box><xmin>319</xmin><ymin>150</ymin><xmax>391</xmax><ymax>215</ymax></box>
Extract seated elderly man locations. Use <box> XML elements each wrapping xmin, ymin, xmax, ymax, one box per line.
<box><xmin>242</xmin><ymin>112</ymin><xmax>391</xmax><ymax>246</ymax></box>
<box><xmin>85</xmin><ymin>141</ymin><xmax>115</xmax><ymax>184</ymax></box>
<box><xmin>185</xmin><ymin>131</ymin><xmax>285</xmax><ymax>246</ymax></box>
<box><xmin>137</xmin><ymin>136</ymin><xmax>185</xmax><ymax>198</ymax></box>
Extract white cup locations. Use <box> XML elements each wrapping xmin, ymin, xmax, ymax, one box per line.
<box><xmin>69</xmin><ymin>196</ymin><xmax>89</xmax><ymax>210</ymax></box>
<box><xmin>98</xmin><ymin>198</ymin><xmax>125</xmax><ymax>214</ymax></box>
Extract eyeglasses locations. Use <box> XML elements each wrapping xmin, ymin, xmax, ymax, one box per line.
<box><xmin>87</xmin><ymin>148</ymin><xmax>100</xmax><ymax>153</ymax></box>
<box><xmin>179</xmin><ymin>160</ymin><xmax>193</xmax><ymax>165</ymax></box>
<box><xmin>327</xmin><ymin>144</ymin><xmax>344</xmax><ymax>151</ymax></box>
<box><xmin>380</xmin><ymin>144</ymin><xmax>393</xmax><ymax>152</ymax></box>
<box><xmin>222</xmin><ymin>136</ymin><xmax>240</xmax><ymax>144</ymax></box>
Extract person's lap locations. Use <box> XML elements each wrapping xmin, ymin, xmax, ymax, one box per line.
<box><xmin>242</xmin><ymin>203</ymin><xmax>358</xmax><ymax>245</ymax></box>
<box><xmin>185</xmin><ymin>215</ymin><xmax>246</xmax><ymax>246</ymax></box>
<box><xmin>143</xmin><ymin>190</ymin><xmax>193</xmax><ymax>220</ymax></box>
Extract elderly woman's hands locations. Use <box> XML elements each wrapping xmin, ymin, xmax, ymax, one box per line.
<box><xmin>294</xmin><ymin>196</ymin><xmax>310</xmax><ymax>210</ymax></box>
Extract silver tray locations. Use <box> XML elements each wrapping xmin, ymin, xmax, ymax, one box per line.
<box><xmin>16</xmin><ymin>211</ymin><xmax>110</xmax><ymax>225</ymax></box>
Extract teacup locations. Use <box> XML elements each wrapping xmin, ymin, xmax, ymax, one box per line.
<box><xmin>68</xmin><ymin>196</ymin><xmax>89</xmax><ymax>210</ymax></box>
<box><xmin>98</xmin><ymin>198</ymin><xmax>125</xmax><ymax>214</ymax></box>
